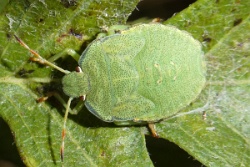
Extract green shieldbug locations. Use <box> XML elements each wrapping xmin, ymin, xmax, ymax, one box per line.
<box><xmin>15</xmin><ymin>23</ymin><xmax>206</xmax><ymax>162</ymax></box>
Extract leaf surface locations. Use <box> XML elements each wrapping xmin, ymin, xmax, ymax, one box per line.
<box><xmin>159</xmin><ymin>0</ymin><xmax>250</xmax><ymax>166</ymax></box>
<box><xmin>0</xmin><ymin>0</ymin><xmax>249</xmax><ymax>166</ymax></box>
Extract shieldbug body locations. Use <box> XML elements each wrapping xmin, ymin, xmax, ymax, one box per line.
<box><xmin>15</xmin><ymin>23</ymin><xmax>206</xmax><ymax>162</ymax></box>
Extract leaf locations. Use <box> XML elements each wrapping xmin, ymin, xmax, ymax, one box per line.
<box><xmin>0</xmin><ymin>0</ymin><xmax>249</xmax><ymax>167</ymax></box>
<box><xmin>0</xmin><ymin>0</ymin><xmax>153</xmax><ymax>167</ymax></box>
<box><xmin>158</xmin><ymin>0</ymin><xmax>250</xmax><ymax>166</ymax></box>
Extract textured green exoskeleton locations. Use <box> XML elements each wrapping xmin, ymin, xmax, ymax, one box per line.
<box><xmin>63</xmin><ymin>24</ymin><xmax>206</xmax><ymax>125</ymax></box>
<box><xmin>15</xmin><ymin>23</ymin><xmax>206</xmax><ymax>162</ymax></box>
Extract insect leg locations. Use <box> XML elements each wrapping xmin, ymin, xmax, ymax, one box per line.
<box><xmin>69</xmin><ymin>100</ymin><xmax>85</xmax><ymax>115</ymax></box>
<box><xmin>148</xmin><ymin>123</ymin><xmax>159</xmax><ymax>138</ymax></box>
<box><xmin>60</xmin><ymin>97</ymin><xmax>73</xmax><ymax>162</ymax></box>
<box><xmin>37</xmin><ymin>92</ymin><xmax>84</xmax><ymax>116</ymax></box>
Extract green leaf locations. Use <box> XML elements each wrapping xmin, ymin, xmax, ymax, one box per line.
<box><xmin>158</xmin><ymin>0</ymin><xmax>250</xmax><ymax>166</ymax></box>
<box><xmin>0</xmin><ymin>0</ymin><xmax>249</xmax><ymax>166</ymax></box>
<box><xmin>0</xmin><ymin>0</ymin><xmax>152</xmax><ymax>166</ymax></box>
